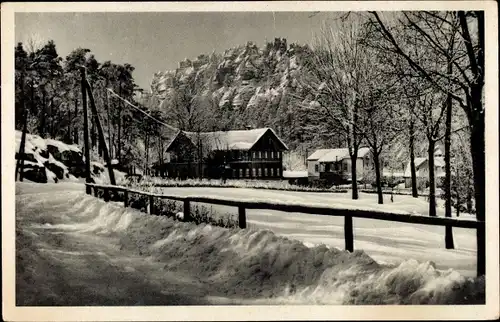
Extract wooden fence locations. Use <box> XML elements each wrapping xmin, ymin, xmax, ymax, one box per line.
<box><xmin>85</xmin><ymin>183</ymin><xmax>485</xmax><ymax>277</ymax></box>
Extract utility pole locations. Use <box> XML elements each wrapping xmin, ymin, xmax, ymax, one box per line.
<box><xmin>84</xmin><ymin>80</ymin><xmax>116</xmax><ymax>186</ymax></box>
<box><xmin>81</xmin><ymin>67</ymin><xmax>92</xmax><ymax>194</ymax></box>
<box><xmin>15</xmin><ymin>96</ymin><xmax>28</xmax><ymax>181</ymax></box>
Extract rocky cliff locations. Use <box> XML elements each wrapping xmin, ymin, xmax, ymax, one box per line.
<box><xmin>150</xmin><ymin>38</ymin><xmax>318</xmax><ymax>151</ymax></box>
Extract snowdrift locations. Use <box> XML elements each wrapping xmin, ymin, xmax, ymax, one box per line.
<box><xmin>17</xmin><ymin>183</ymin><xmax>484</xmax><ymax>305</ymax></box>
<box><xmin>15</xmin><ymin>131</ymin><xmax>126</xmax><ymax>185</ymax></box>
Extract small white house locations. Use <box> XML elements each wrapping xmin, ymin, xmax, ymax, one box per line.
<box><xmin>306</xmin><ymin>149</ymin><xmax>332</xmax><ymax>180</ymax></box>
<box><xmin>307</xmin><ymin>147</ymin><xmax>373</xmax><ymax>183</ymax></box>
<box><xmin>403</xmin><ymin>147</ymin><xmax>445</xmax><ymax>188</ymax></box>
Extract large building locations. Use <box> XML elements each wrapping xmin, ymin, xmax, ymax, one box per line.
<box><xmin>157</xmin><ymin>128</ymin><xmax>288</xmax><ymax>179</ymax></box>
<box><xmin>306</xmin><ymin>147</ymin><xmax>373</xmax><ymax>184</ymax></box>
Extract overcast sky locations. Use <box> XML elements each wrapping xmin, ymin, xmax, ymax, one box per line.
<box><xmin>15</xmin><ymin>12</ymin><xmax>336</xmax><ymax>91</ymax></box>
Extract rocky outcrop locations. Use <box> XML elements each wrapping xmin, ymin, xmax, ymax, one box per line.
<box><xmin>15</xmin><ymin>131</ymin><xmax>124</xmax><ymax>184</ymax></box>
<box><xmin>150</xmin><ymin>38</ymin><xmax>314</xmax><ymax>149</ymax></box>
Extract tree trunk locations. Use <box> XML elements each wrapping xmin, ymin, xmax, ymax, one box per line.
<box><xmin>466</xmin><ymin>188</ymin><xmax>473</xmax><ymax>213</ymax></box>
<box><xmin>444</xmin><ymin>63</ymin><xmax>454</xmax><ymax>249</ymax></box>
<box><xmin>373</xmin><ymin>151</ymin><xmax>383</xmax><ymax>204</ymax></box>
<box><xmin>350</xmin><ymin>152</ymin><xmax>358</xmax><ymax>200</ymax></box>
<box><xmin>67</xmin><ymin>101</ymin><xmax>72</xmax><ymax>143</ymax></box>
<box><xmin>73</xmin><ymin>97</ymin><xmax>79</xmax><ymax>144</ymax></box>
<box><xmin>106</xmin><ymin>83</ymin><xmax>113</xmax><ymax>159</ymax></box>
<box><xmin>117</xmin><ymin>84</ymin><xmax>122</xmax><ymax>163</ymax></box>
<box><xmin>470</xmin><ymin>107</ymin><xmax>485</xmax><ymax>220</ymax></box>
<box><xmin>16</xmin><ymin>100</ymin><xmax>28</xmax><ymax>182</ymax></box>
<box><xmin>145</xmin><ymin>132</ymin><xmax>149</xmax><ymax>175</ymax></box>
<box><xmin>470</xmin><ymin>110</ymin><xmax>485</xmax><ymax>276</ymax></box>
<box><xmin>409</xmin><ymin>118</ymin><xmax>418</xmax><ymax>197</ymax></box>
<box><xmin>428</xmin><ymin>140</ymin><xmax>437</xmax><ymax>217</ymax></box>
<box><xmin>39</xmin><ymin>89</ymin><xmax>46</xmax><ymax>137</ymax></box>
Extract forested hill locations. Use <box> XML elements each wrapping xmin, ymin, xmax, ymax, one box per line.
<box><xmin>14</xmin><ymin>37</ymin><xmax>429</xmax><ymax>171</ymax></box>
<box><xmin>148</xmin><ymin>38</ymin><xmax>333</xmax><ymax>152</ymax></box>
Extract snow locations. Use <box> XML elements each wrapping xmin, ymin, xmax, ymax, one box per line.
<box><xmin>404</xmin><ymin>157</ymin><xmax>445</xmax><ymax>178</ymax></box>
<box><xmin>283</xmin><ymin>170</ymin><xmax>308</xmax><ymax>178</ymax></box>
<box><xmin>15</xmin><ymin>130</ymin><xmax>124</xmax><ymax>185</ymax></box>
<box><xmin>157</xmin><ymin>187</ymin><xmax>478</xmax><ymax>277</ymax></box>
<box><xmin>307</xmin><ymin>148</ymin><xmax>333</xmax><ymax>161</ymax></box>
<box><xmin>45</xmin><ymin>138</ymin><xmax>81</xmax><ymax>153</ymax></box>
<box><xmin>91</xmin><ymin>161</ymin><xmax>105</xmax><ymax>169</ymax></box>
<box><xmin>318</xmin><ymin>147</ymin><xmax>371</xmax><ymax>162</ymax></box>
<box><xmin>171</xmin><ymin>127</ymin><xmax>288</xmax><ymax>152</ymax></box>
<box><xmin>383</xmin><ymin>171</ymin><xmax>405</xmax><ymax>177</ymax></box>
<box><xmin>15</xmin><ymin>182</ymin><xmax>484</xmax><ymax>305</ymax></box>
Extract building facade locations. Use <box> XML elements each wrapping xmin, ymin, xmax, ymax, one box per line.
<box><xmin>403</xmin><ymin>147</ymin><xmax>445</xmax><ymax>189</ymax></box>
<box><xmin>157</xmin><ymin>128</ymin><xmax>288</xmax><ymax>180</ymax></box>
<box><xmin>307</xmin><ymin>147</ymin><xmax>373</xmax><ymax>184</ymax></box>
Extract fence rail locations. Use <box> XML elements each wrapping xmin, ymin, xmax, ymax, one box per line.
<box><xmin>85</xmin><ymin>183</ymin><xmax>485</xmax><ymax>277</ymax></box>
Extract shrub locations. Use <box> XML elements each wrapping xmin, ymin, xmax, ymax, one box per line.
<box><xmin>131</xmin><ymin>177</ymin><xmax>348</xmax><ymax>194</ymax></box>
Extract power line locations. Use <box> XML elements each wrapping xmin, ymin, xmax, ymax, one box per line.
<box><xmin>106</xmin><ymin>88</ymin><xmax>178</xmax><ymax>131</ymax></box>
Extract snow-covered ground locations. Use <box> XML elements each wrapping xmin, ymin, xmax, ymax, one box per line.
<box><xmin>157</xmin><ymin>187</ymin><xmax>478</xmax><ymax>276</ymax></box>
<box><xmin>15</xmin><ymin>130</ymin><xmax>127</xmax><ymax>185</ymax></box>
<box><xmin>15</xmin><ymin>182</ymin><xmax>484</xmax><ymax>306</ymax></box>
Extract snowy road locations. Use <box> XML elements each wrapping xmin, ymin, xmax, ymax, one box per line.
<box><xmin>158</xmin><ymin>187</ymin><xmax>478</xmax><ymax>276</ymax></box>
<box><xmin>15</xmin><ymin>182</ymin><xmax>484</xmax><ymax>305</ymax></box>
<box><xmin>16</xmin><ymin>183</ymin><xmax>215</xmax><ymax>305</ymax></box>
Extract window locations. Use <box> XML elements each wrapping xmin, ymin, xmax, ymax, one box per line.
<box><xmin>258</xmin><ymin>168</ymin><xmax>262</xmax><ymax>177</ymax></box>
<box><xmin>264</xmin><ymin>151</ymin><xmax>268</xmax><ymax>159</ymax></box>
<box><xmin>271</xmin><ymin>151</ymin><xmax>274</xmax><ymax>159</ymax></box>
<box><xmin>264</xmin><ymin>168</ymin><xmax>268</xmax><ymax>177</ymax></box>
<box><xmin>239</xmin><ymin>169</ymin><xmax>243</xmax><ymax>177</ymax></box>
<box><xmin>270</xmin><ymin>168</ymin><xmax>274</xmax><ymax>177</ymax></box>
<box><xmin>258</xmin><ymin>151</ymin><xmax>261</xmax><ymax>159</ymax></box>
<box><xmin>252</xmin><ymin>151</ymin><xmax>256</xmax><ymax>159</ymax></box>
<box><xmin>252</xmin><ymin>168</ymin><xmax>256</xmax><ymax>177</ymax></box>
<box><xmin>276</xmin><ymin>168</ymin><xmax>280</xmax><ymax>176</ymax></box>
<box><xmin>232</xmin><ymin>169</ymin><xmax>236</xmax><ymax>177</ymax></box>
<box><xmin>246</xmin><ymin>168</ymin><xmax>250</xmax><ymax>177</ymax></box>
<box><xmin>343</xmin><ymin>162</ymin><xmax>348</xmax><ymax>172</ymax></box>
<box><xmin>314</xmin><ymin>164</ymin><xmax>319</xmax><ymax>172</ymax></box>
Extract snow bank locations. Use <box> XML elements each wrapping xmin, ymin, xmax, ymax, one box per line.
<box><xmin>18</xmin><ymin>184</ymin><xmax>484</xmax><ymax>305</ymax></box>
<box><xmin>283</xmin><ymin>170</ymin><xmax>308</xmax><ymax>178</ymax></box>
<box><xmin>45</xmin><ymin>138</ymin><xmax>81</xmax><ymax>153</ymax></box>
<box><xmin>15</xmin><ymin>131</ymin><xmax>126</xmax><ymax>185</ymax></box>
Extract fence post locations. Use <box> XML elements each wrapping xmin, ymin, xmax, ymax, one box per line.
<box><xmin>80</xmin><ymin>67</ymin><xmax>92</xmax><ymax>195</ymax></box>
<box><xmin>344</xmin><ymin>214</ymin><xmax>354</xmax><ymax>252</ymax></box>
<box><xmin>477</xmin><ymin>221</ymin><xmax>485</xmax><ymax>277</ymax></box>
<box><xmin>149</xmin><ymin>195</ymin><xmax>155</xmax><ymax>215</ymax></box>
<box><xmin>93</xmin><ymin>186</ymin><xmax>98</xmax><ymax>197</ymax></box>
<box><xmin>238</xmin><ymin>206</ymin><xmax>247</xmax><ymax>229</ymax></box>
<box><xmin>124</xmin><ymin>190</ymin><xmax>129</xmax><ymax>207</ymax></box>
<box><xmin>183</xmin><ymin>199</ymin><xmax>190</xmax><ymax>221</ymax></box>
<box><xmin>104</xmin><ymin>188</ymin><xmax>110</xmax><ymax>202</ymax></box>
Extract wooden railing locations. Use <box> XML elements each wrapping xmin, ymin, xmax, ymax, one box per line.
<box><xmin>85</xmin><ymin>183</ymin><xmax>485</xmax><ymax>277</ymax></box>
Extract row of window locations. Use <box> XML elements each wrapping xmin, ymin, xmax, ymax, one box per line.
<box><xmin>315</xmin><ymin>163</ymin><xmax>348</xmax><ymax>172</ymax></box>
<box><xmin>230</xmin><ymin>150</ymin><xmax>282</xmax><ymax>161</ymax></box>
<box><xmin>233</xmin><ymin>167</ymin><xmax>281</xmax><ymax>178</ymax></box>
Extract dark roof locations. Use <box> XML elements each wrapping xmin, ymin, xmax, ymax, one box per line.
<box><xmin>166</xmin><ymin>128</ymin><xmax>288</xmax><ymax>152</ymax></box>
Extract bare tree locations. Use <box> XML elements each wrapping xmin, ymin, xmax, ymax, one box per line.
<box><xmin>358</xmin><ymin>62</ymin><xmax>405</xmax><ymax>204</ymax></box>
<box><xmin>368</xmin><ymin>11</ymin><xmax>484</xmax><ymax>259</ymax></box>
<box><xmin>299</xmin><ymin>17</ymin><xmax>370</xmax><ymax>199</ymax></box>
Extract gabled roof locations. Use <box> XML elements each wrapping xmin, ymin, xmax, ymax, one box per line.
<box><xmin>307</xmin><ymin>149</ymin><xmax>332</xmax><ymax>161</ymax></box>
<box><xmin>166</xmin><ymin>128</ymin><xmax>288</xmax><ymax>152</ymax></box>
<box><xmin>311</xmin><ymin>147</ymin><xmax>371</xmax><ymax>163</ymax></box>
<box><xmin>403</xmin><ymin>157</ymin><xmax>445</xmax><ymax>177</ymax></box>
